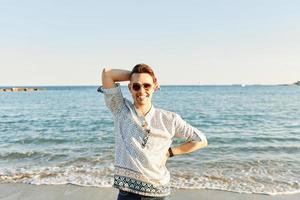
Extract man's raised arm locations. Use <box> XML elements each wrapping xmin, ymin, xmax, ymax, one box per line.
<box><xmin>102</xmin><ymin>68</ymin><xmax>131</xmax><ymax>89</ymax></box>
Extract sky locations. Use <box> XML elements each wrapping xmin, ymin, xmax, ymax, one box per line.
<box><xmin>0</xmin><ymin>0</ymin><xmax>299</xmax><ymax>86</ymax></box>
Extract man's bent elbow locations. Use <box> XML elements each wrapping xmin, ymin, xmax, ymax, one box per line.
<box><xmin>102</xmin><ymin>68</ymin><xmax>112</xmax><ymax>77</ymax></box>
<box><xmin>203</xmin><ymin>138</ymin><xmax>208</xmax><ymax>147</ymax></box>
<box><xmin>197</xmin><ymin>138</ymin><xmax>208</xmax><ymax>149</ymax></box>
<box><xmin>102</xmin><ymin>68</ymin><xmax>115</xmax><ymax>88</ymax></box>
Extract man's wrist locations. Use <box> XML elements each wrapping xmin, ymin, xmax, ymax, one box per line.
<box><xmin>168</xmin><ymin>147</ymin><xmax>174</xmax><ymax>157</ymax></box>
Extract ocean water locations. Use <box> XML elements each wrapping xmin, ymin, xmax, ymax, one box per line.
<box><xmin>0</xmin><ymin>85</ymin><xmax>299</xmax><ymax>195</ymax></box>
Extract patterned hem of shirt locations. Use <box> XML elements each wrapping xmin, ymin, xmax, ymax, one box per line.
<box><xmin>113</xmin><ymin>175</ymin><xmax>171</xmax><ymax>197</ymax></box>
<box><xmin>115</xmin><ymin>166</ymin><xmax>159</xmax><ymax>182</ymax></box>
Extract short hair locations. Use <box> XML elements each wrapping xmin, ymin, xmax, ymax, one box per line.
<box><xmin>130</xmin><ymin>64</ymin><xmax>157</xmax><ymax>84</ymax></box>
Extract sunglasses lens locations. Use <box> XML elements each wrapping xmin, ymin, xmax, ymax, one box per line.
<box><xmin>132</xmin><ymin>83</ymin><xmax>152</xmax><ymax>91</ymax></box>
<box><xmin>143</xmin><ymin>84</ymin><xmax>152</xmax><ymax>90</ymax></box>
<box><xmin>132</xmin><ymin>84</ymin><xmax>141</xmax><ymax>91</ymax></box>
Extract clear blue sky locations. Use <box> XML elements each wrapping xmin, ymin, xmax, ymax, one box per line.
<box><xmin>1</xmin><ymin>0</ymin><xmax>299</xmax><ymax>86</ymax></box>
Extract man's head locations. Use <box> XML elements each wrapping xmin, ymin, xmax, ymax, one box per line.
<box><xmin>128</xmin><ymin>64</ymin><xmax>159</xmax><ymax>107</ymax></box>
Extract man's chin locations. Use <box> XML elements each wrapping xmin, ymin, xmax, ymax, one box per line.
<box><xmin>135</xmin><ymin>99</ymin><xmax>148</xmax><ymax>106</ymax></box>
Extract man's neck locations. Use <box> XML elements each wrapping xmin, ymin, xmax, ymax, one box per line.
<box><xmin>134</xmin><ymin>103</ymin><xmax>152</xmax><ymax>116</ymax></box>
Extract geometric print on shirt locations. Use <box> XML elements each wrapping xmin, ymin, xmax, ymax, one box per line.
<box><xmin>114</xmin><ymin>166</ymin><xmax>171</xmax><ymax>197</ymax></box>
<box><xmin>114</xmin><ymin>175</ymin><xmax>170</xmax><ymax>197</ymax></box>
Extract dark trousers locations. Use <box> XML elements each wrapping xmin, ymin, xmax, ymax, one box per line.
<box><xmin>117</xmin><ymin>190</ymin><xmax>171</xmax><ymax>200</ymax></box>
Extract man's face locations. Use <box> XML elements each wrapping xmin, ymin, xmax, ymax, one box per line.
<box><xmin>128</xmin><ymin>73</ymin><xmax>155</xmax><ymax>107</ymax></box>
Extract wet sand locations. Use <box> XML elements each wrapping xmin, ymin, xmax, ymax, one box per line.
<box><xmin>0</xmin><ymin>183</ymin><xmax>299</xmax><ymax>200</ymax></box>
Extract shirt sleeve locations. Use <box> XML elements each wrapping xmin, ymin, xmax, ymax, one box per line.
<box><xmin>98</xmin><ymin>83</ymin><xmax>124</xmax><ymax>116</ymax></box>
<box><xmin>173</xmin><ymin>114</ymin><xmax>207</xmax><ymax>142</ymax></box>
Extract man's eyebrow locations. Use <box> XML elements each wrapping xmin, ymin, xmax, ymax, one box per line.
<box><xmin>132</xmin><ymin>82</ymin><xmax>153</xmax><ymax>84</ymax></box>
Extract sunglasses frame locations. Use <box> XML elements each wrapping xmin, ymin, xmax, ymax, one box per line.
<box><xmin>132</xmin><ymin>83</ymin><xmax>153</xmax><ymax>92</ymax></box>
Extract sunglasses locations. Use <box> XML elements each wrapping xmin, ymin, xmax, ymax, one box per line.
<box><xmin>132</xmin><ymin>83</ymin><xmax>153</xmax><ymax>91</ymax></box>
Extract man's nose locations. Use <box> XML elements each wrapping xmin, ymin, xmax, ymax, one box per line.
<box><xmin>139</xmin><ymin>86</ymin><xmax>146</xmax><ymax>93</ymax></box>
<box><xmin>137</xmin><ymin>86</ymin><xmax>147</xmax><ymax>94</ymax></box>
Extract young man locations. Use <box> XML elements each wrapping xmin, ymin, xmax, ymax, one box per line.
<box><xmin>99</xmin><ymin>64</ymin><xmax>208</xmax><ymax>200</ymax></box>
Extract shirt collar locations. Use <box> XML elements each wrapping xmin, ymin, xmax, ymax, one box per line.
<box><xmin>145</xmin><ymin>105</ymin><xmax>155</xmax><ymax>121</ymax></box>
<box><xmin>124</xmin><ymin>99</ymin><xmax>155</xmax><ymax>123</ymax></box>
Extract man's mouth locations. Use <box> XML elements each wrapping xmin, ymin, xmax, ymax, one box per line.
<box><xmin>137</xmin><ymin>95</ymin><xmax>147</xmax><ymax>101</ymax></box>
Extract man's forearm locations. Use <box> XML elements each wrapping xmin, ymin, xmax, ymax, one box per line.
<box><xmin>170</xmin><ymin>140</ymin><xmax>207</xmax><ymax>157</ymax></box>
<box><xmin>102</xmin><ymin>68</ymin><xmax>131</xmax><ymax>89</ymax></box>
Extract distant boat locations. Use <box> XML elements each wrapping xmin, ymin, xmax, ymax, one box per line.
<box><xmin>0</xmin><ymin>87</ymin><xmax>45</xmax><ymax>92</ymax></box>
<box><xmin>231</xmin><ymin>84</ymin><xmax>246</xmax><ymax>87</ymax></box>
<box><xmin>294</xmin><ymin>81</ymin><xmax>300</xmax><ymax>85</ymax></box>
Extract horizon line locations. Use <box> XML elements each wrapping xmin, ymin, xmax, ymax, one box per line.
<box><xmin>0</xmin><ymin>83</ymin><xmax>298</xmax><ymax>88</ymax></box>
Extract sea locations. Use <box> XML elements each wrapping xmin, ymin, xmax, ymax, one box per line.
<box><xmin>0</xmin><ymin>85</ymin><xmax>299</xmax><ymax>195</ymax></box>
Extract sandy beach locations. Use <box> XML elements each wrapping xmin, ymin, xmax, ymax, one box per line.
<box><xmin>0</xmin><ymin>183</ymin><xmax>299</xmax><ymax>200</ymax></box>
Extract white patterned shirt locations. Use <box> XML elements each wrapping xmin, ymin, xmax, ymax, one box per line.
<box><xmin>99</xmin><ymin>84</ymin><xmax>207</xmax><ymax>197</ymax></box>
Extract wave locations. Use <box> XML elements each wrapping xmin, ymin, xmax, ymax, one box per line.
<box><xmin>1</xmin><ymin>165</ymin><xmax>299</xmax><ymax>195</ymax></box>
<box><xmin>0</xmin><ymin>151</ymin><xmax>68</xmax><ymax>160</ymax></box>
<box><xmin>170</xmin><ymin>172</ymin><xmax>300</xmax><ymax>195</ymax></box>
<box><xmin>209</xmin><ymin>145</ymin><xmax>300</xmax><ymax>155</ymax></box>
<box><xmin>10</xmin><ymin>137</ymin><xmax>71</xmax><ymax>145</ymax></box>
<box><xmin>210</xmin><ymin>136</ymin><xmax>300</xmax><ymax>144</ymax></box>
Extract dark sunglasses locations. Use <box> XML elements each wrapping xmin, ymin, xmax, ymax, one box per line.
<box><xmin>132</xmin><ymin>83</ymin><xmax>153</xmax><ymax>91</ymax></box>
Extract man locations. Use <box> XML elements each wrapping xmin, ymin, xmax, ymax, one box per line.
<box><xmin>99</xmin><ymin>64</ymin><xmax>208</xmax><ymax>200</ymax></box>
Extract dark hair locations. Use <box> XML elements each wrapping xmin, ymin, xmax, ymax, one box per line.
<box><xmin>130</xmin><ymin>64</ymin><xmax>157</xmax><ymax>84</ymax></box>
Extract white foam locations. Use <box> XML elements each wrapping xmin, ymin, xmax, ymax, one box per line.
<box><xmin>1</xmin><ymin>164</ymin><xmax>300</xmax><ymax>195</ymax></box>
<box><xmin>169</xmin><ymin>167</ymin><xmax>300</xmax><ymax>195</ymax></box>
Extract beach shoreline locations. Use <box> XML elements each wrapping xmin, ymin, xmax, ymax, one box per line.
<box><xmin>0</xmin><ymin>183</ymin><xmax>299</xmax><ymax>200</ymax></box>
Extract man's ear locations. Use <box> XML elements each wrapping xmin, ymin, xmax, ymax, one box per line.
<box><xmin>154</xmin><ymin>83</ymin><xmax>160</xmax><ymax>92</ymax></box>
<box><xmin>128</xmin><ymin>83</ymin><xmax>131</xmax><ymax>92</ymax></box>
